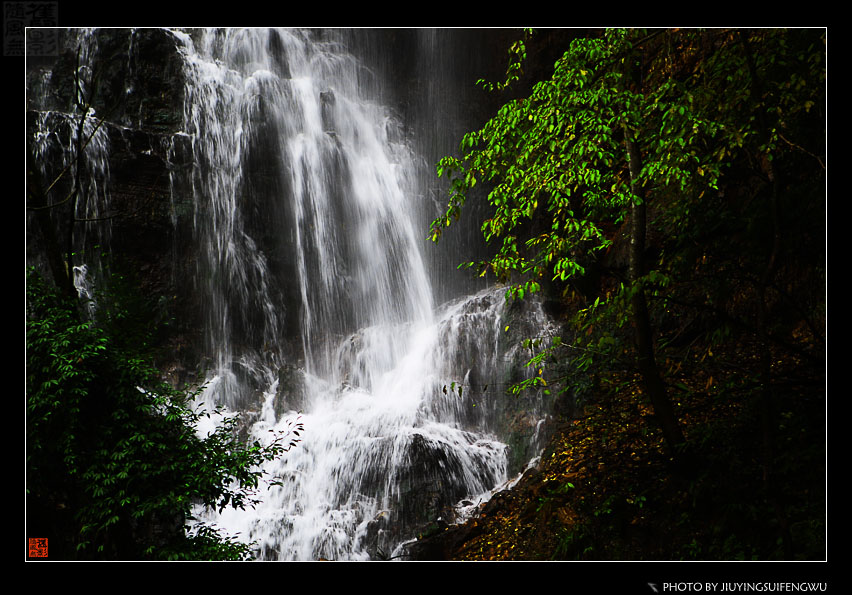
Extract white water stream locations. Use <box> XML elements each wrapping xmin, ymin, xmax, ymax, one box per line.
<box><xmin>167</xmin><ymin>28</ymin><xmax>553</xmax><ymax>560</ymax></box>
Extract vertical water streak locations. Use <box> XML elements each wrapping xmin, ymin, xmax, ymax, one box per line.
<box><xmin>176</xmin><ymin>29</ymin><xmax>288</xmax><ymax>406</ymax></box>
<box><xmin>176</xmin><ymin>28</ymin><xmax>435</xmax><ymax>390</ymax></box>
<box><xmin>29</xmin><ymin>28</ymin><xmax>115</xmax><ymax>314</ymax></box>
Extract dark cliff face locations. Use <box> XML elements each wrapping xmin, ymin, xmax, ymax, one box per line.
<box><xmin>26</xmin><ymin>28</ymin><xmax>201</xmax><ymax>380</ymax></box>
<box><xmin>27</xmin><ymin>28</ymin><xmax>186</xmax><ymax>132</ymax></box>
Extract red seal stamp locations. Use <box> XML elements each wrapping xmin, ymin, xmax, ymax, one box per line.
<box><xmin>28</xmin><ymin>537</ymin><xmax>48</xmax><ymax>558</ymax></box>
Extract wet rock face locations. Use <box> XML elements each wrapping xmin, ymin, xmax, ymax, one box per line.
<box><xmin>395</xmin><ymin>433</ymin><xmax>471</xmax><ymax>525</ymax></box>
<box><xmin>29</xmin><ymin>29</ymin><xmax>187</xmax><ymax>133</ymax></box>
<box><xmin>27</xmin><ymin>28</ymin><xmax>190</xmax><ymax>245</ymax></box>
<box><xmin>358</xmin><ymin>431</ymin><xmax>495</xmax><ymax>559</ymax></box>
<box><xmin>27</xmin><ymin>28</ymin><xmax>201</xmax><ymax>371</ymax></box>
<box><xmin>275</xmin><ymin>364</ymin><xmax>307</xmax><ymax>416</ymax></box>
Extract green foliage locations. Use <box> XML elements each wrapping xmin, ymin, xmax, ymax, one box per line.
<box><xmin>431</xmin><ymin>27</ymin><xmax>825</xmax><ymax>398</ymax></box>
<box><xmin>26</xmin><ymin>267</ymin><xmax>301</xmax><ymax>560</ymax></box>
<box><xmin>432</xmin><ymin>29</ymin><xmax>723</xmax><ymax>298</ymax></box>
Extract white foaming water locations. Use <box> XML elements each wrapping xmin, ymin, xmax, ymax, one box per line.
<box><xmin>170</xmin><ymin>28</ymin><xmax>553</xmax><ymax>560</ymax></box>
<box><xmin>207</xmin><ymin>287</ymin><xmax>542</xmax><ymax>561</ymax></box>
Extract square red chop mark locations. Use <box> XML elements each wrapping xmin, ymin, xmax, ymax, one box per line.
<box><xmin>28</xmin><ymin>538</ymin><xmax>48</xmax><ymax>558</ymax></box>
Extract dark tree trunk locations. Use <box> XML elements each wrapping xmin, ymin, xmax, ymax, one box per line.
<box><xmin>738</xmin><ymin>30</ymin><xmax>792</xmax><ymax>558</ymax></box>
<box><xmin>623</xmin><ymin>125</ymin><xmax>686</xmax><ymax>456</ymax></box>
<box><xmin>27</xmin><ymin>149</ymin><xmax>73</xmax><ymax>298</ymax></box>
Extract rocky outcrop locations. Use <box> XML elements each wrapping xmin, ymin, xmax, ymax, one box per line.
<box><xmin>358</xmin><ymin>431</ymin><xmax>504</xmax><ymax>560</ymax></box>
<box><xmin>274</xmin><ymin>363</ymin><xmax>307</xmax><ymax>416</ymax></box>
<box><xmin>400</xmin><ymin>464</ymin><xmax>545</xmax><ymax>560</ymax></box>
<box><xmin>27</xmin><ymin>29</ymin><xmax>186</xmax><ymax>132</ymax></box>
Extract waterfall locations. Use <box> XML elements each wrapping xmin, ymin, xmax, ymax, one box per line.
<box><xmin>200</xmin><ymin>285</ymin><xmax>555</xmax><ymax>561</ymax></box>
<box><xmin>167</xmin><ymin>27</ymin><xmax>557</xmax><ymax>560</ymax></box>
<box><xmin>26</xmin><ymin>27</ymin><xmax>557</xmax><ymax>561</ymax></box>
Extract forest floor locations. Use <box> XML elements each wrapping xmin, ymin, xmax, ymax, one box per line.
<box><xmin>406</xmin><ymin>336</ymin><xmax>826</xmax><ymax>562</ymax></box>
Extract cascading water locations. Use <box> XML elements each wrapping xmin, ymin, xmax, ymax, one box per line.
<box><xmin>158</xmin><ymin>28</ymin><xmax>558</xmax><ymax>560</ymax></box>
